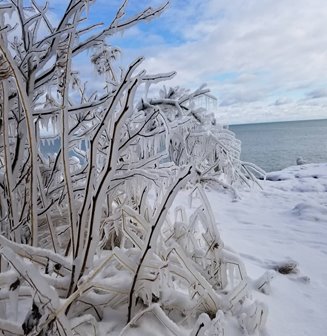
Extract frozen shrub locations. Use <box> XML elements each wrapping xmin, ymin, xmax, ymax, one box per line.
<box><xmin>0</xmin><ymin>1</ymin><xmax>268</xmax><ymax>335</ymax></box>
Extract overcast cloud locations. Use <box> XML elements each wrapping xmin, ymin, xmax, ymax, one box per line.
<box><xmin>110</xmin><ymin>0</ymin><xmax>327</xmax><ymax>123</ymax></box>
<box><xmin>58</xmin><ymin>0</ymin><xmax>327</xmax><ymax>124</ymax></box>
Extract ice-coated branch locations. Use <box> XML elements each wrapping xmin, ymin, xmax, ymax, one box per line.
<box><xmin>0</xmin><ymin>82</ymin><xmax>20</xmax><ymax>243</ymax></box>
<box><xmin>127</xmin><ymin>165</ymin><xmax>193</xmax><ymax>322</ymax></box>
<box><xmin>0</xmin><ymin>38</ymin><xmax>39</xmax><ymax>246</ymax></box>
<box><xmin>0</xmin><ymin>234</ymin><xmax>72</xmax><ymax>274</ymax></box>
<box><xmin>75</xmin><ymin>58</ymin><xmax>144</xmax><ymax>260</ymax></box>
<box><xmin>0</xmin><ymin>245</ymin><xmax>73</xmax><ymax>335</ymax></box>
<box><xmin>57</xmin><ymin>8</ymin><xmax>81</xmax><ymax>260</ymax></box>
<box><xmin>73</xmin><ymin>2</ymin><xmax>169</xmax><ymax>56</ymax></box>
<box><xmin>78</xmin><ymin>75</ymin><xmax>141</xmax><ymax>274</ymax></box>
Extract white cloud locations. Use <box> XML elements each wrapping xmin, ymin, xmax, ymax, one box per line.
<box><xmin>218</xmin><ymin>99</ymin><xmax>327</xmax><ymax>125</ymax></box>
<box><xmin>130</xmin><ymin>0</ymin><xmax>327</xmax><ymax>123</ymax></box>
<box><xmin>46</xmin><ymin>0</ymin><xmax>327</xmax><ymax>124</ymax></box>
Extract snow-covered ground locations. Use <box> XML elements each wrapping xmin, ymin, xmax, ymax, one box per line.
<box><xmin>108</xmin><ymin>163</ymin><xmax>327</xmax><ymax>336</ymax></box>
<box><xmin>206</xmin><ymin>163</ymin><xmax>327</xmax><ymax>336</ymax></box>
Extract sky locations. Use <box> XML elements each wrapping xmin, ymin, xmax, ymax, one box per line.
<box><xmin>53</xmin><ymin>0</ymin><xmax>327</xmax><ymax>124</ymax></box>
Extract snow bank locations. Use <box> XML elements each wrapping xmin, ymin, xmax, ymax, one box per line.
<box><xmin>205</xmin><ymin>162</ymin><xmax>327</xmax><ymax>336</ymax></box>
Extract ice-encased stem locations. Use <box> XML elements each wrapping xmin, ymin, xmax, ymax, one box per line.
<box><xmin>0</xmin><ymin>40</ymin><xmax>39</xmax><ymax>246</ymax></box>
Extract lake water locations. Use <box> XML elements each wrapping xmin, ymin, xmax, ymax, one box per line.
<box><xmin>229</xmin><ymin>119</ymin><xmax>327</xmax><ymax>172</ymax></box>
<box><xmin>40</xmin><ymin>119</ymin><xmax>327</xmax><ymax>173</ymax></box>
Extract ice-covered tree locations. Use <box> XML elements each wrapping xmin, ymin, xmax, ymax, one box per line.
<box><xmin>0</xmin><ymin>1</ymin><xmax>269</xmax><ymax>335</ymax></box>
<box><xmin>145</xmin><ymin>85</ymin><xmax>265</xmax><ymax>193</ymax></box>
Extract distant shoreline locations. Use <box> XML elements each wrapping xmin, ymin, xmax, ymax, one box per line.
<box><xmin>229</xmin><ymin>117</ymin><xmax>327</xmax><ymax>127</ymax></box>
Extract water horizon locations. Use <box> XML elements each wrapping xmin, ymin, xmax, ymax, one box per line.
<box><xmin>229</xmin><ymin>117</ymin><xmax>327</xmax><ymax>127</ymax></box>
<box><xmin>230</xmin><ymin>118</ymin><xmax>327</xmax><ymax>172</ymax></box>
